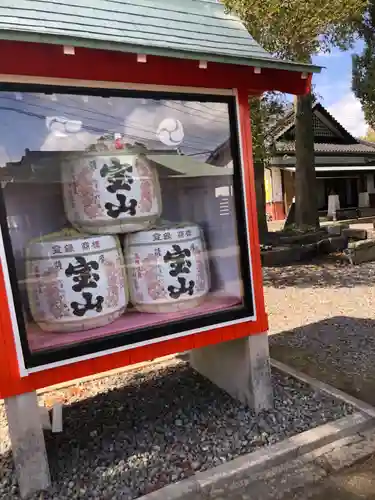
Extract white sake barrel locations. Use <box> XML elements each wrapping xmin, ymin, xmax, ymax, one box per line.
<box><xmin>26</xmin><ymin>231</ymin><xmax>128</xmax><ymax>332</ymax></box>
<box><xmin>62</xmin><ymin>151</ymin><xmax>162</xmax><ymax>234</ymax></box>
<box><xmin>124</xmin><ymin>222</ymin><xmax>210</xmax><ymax>313</ymax></box>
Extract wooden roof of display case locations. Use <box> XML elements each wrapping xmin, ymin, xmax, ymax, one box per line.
<box><xmin>0</xmin><ymin>0</ymin><xmax>320</xmax><ymax>95</ymax></box>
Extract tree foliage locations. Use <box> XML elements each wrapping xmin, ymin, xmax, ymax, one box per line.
<box><xmin>250</xmin><ymin>94</ymin><xmax>290</xmax><ymax>239</ymax></box>
<box><xmin>250</xmin><ymin>93</ymin><xmax>290</xmax><ymax>164</ymax></box>
<box><xmin>353</xmin><ymin>2</ymin><xmax>375</xmax><ymax>130</ymax></box>
<box><xmin>362</xmin><ymin>127</ymin><xmax>375</xmax><ymax>141</ymax></box>
<box><xmin>223</xmin><ymin>0</ymin><xmax>368</xmax><ymax>231</ymax></box>
<box><xmin>223</xmin><ymin>0</ymin><xmax>368</xmax><ymax>61</ymax></box>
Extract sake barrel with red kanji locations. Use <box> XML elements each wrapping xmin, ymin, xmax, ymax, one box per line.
<box><xmin>124</xmin><ymin>222</ymin><xmax>210</xmax><ymax>313</ymax></box>
<box><xmin>26</xmin><ymin>231</ymin><xmax>128</xmax><ymax>332</ymax></box>
<box><xmin>62</xmin><ymin>151</ymin><xmax>162</xmax><ymax>234</ymax></box>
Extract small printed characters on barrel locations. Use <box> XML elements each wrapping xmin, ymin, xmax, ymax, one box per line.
<box><xmin>192</xmin><ymin>244</ymin><xmax>207</xmax><ymax>292</ymax></box>
<box><xmin>142</xmin><ymin>253</ymin><xmax>167</xmax><ymax>300</ymax></box>
<box><xmin>29</xmin><ymin>264</ymin><xmax>70</xmax><ymax>322</ymax></box>
<box><xmin>73</xmin><ymin>164</ymin><xmax>101</xmax><ymax>219</ymax></box>
<box><xmin>136</xmin><ymin>156</ymin><xmax>155</xmax><ymax>213</ymax></box>
<box><xmin>103</xmin><ymin>255</ymin><xmax>125</xmax><ymax>309</ymax></box>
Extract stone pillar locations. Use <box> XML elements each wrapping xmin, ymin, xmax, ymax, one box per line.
<box><xmin>327</xmin><ymin>194</ymin><xmax>340</xmax><ymax>219</ymax></box>
<box><xmin>190</xmin><ymin>334</ymin><xmax>273</xmax><ymax>412</ymax></box>
<box><xmin>359</xmin><ymin>192</ymin><xmax>370</xmax><ymax>208</ymax></box>
<box><xmin>5</xmin><ymin>391</ymin><xmax>51</xmax><ymax>499</ymax></box>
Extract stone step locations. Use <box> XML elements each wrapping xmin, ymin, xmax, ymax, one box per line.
<box><xmin>325</xmin><ymin>224</ymin><xmax>349</xmax><ymax>236</ymax></box>
<box><xmin>261</xmin><ymin>236</ymin><xmax>348</xmax><ymax>267</ymax></box>
<box><xmin>342</xmin><ymin>228</ymin><xmax>368</xmax><ymax>240</ymax></box>
<box><xmin>318</xmin><ymin>236</ymin><xmax>348</xmax><ymax>254</ymax></box>
<box><xmin>366</xmin><ymin>229</ymin><xmax>375</xmax><ymax>240</ymax></box>
<box><xmin>346</xmin><ymin>239</ymin><xmax>375</xmax><ymax>264</ymax></box>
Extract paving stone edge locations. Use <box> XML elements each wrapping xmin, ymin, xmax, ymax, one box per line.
<box><xmin>137</xmin><ymin>412</ymin><xmax>374</xmax><ymax>500</ymax></box>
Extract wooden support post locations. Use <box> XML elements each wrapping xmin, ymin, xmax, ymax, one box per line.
<box><xmin>5</xmin><ymin>391</ymin><xmax>51</xmax><ymax>499</ymax></box>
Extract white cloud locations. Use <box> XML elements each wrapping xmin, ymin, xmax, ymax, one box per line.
<box><xmin>328</xmin><ymin>93</ymin><xmax>368</xmax><ymax>138</ymax></box>
<box><xmin>0</xmin><ymin>146</ymin><xmax>10</xmax><ymax>168</ymax></box>
<box><xmin>123</xmin><ymin>101</ymin><xmax>230</xmax><ymax>155</ymax></box>
<box><xmin>40</xmin><ymin>131</ymin><xmax>98</xmax><ymax>151</ymax></box>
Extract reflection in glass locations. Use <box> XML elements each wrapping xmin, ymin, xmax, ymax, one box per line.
<box><xmin>0</xmin><ymin>91</ymin><xmax>246</xmax><ymax>359</ymax></box>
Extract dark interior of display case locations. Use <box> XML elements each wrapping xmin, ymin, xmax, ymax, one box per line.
<box><xmin>0</xmin><ymin>89</ymin><xmax>254</xmax><ymax>367</ymax></box>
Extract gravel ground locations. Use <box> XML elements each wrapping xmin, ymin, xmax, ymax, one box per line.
<box><xmin>0</xmin><ymin>360</ymin><xmax>354</xmax><ymax>500</ymax></box>
<box><xmin>265</xmin><ymin>259</ymin><xmax>375</xmax><ymax>404</ymax></box>
<box><xmin>264</xmin><ymin>258</ymin><xmax>375</xmax><ymax>335</ymax></box>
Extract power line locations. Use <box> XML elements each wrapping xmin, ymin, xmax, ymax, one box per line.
<box><xmin>0</xmin><ymin>94</ymin><xmax>225</xmax><ymax>151</ymax></box>
<box><xmin>150</xmin><ymin>99</ymin><xmax>229</xmax><ymax>125</ymax></box>
<box><xmin>0</xmin><ymin>105</ymin><xmax>226</xmax><ymax>156</ymax></box>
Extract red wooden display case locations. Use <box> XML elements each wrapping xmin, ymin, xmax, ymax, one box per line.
<box><xmin>0</xmin><ymin>39</ymin><xmax>314</xmax><ymax>399</ymax></box>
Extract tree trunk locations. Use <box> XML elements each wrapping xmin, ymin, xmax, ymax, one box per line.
<box><xmin>294</xmin><ymin>92</ymin><xmax>320</xmax><ymax>230</ymax></box>
<box><xmin>254</xmin><ymin>161</ymin><xmax>268</xmax><ymax>243</ymax></box>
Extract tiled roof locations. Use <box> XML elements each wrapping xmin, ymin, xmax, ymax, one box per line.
<box><xmin>274</xmin><ymin>141</ymin><xmax>375</xmax><ymax>155</ymax></box>
<box><xmin>271</xmin><ymin>102</ymin><xmax>356</xmax><ymax>143</ymax></box>
<box><xmin>360</xmin><ymin>139</ymin><xmax>375</xmax><ymax>149</ymax></box>
<box><xmin>0</xmin><ymin>0</ymin><xmax>320</xmax><ymax>73</ymax></box>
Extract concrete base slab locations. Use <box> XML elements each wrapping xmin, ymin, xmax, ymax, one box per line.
<box><xmin>190</xmin><ymin>334</ymin><xmax>273</xmax><ymax>411</ymax></box>
<box><xmin>315</xmin><ymin>431</ymin><xmax>375</xmax><ymax>473</ymax></box>
<box><xmin>5</xmin><ymin>391</ymin><xmax>51</xmax><ymax>499</ymax></box>
<box><xmin>225</xmin><ymin>457</ymin><xmax>327</xmax><ymax>500</ymax></box>
<box><xmin>317</xmin><ymin>426</ymin><xmax>375</xmax><ymax>473</ymax></box>
<box><xmin>136</xmin><ymin>478</ymin><xmax>201</xmax><ymax>500</ymax></box>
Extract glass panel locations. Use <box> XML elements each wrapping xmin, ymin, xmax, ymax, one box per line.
<box><xmin>0</xmin><ymin>90</ymin><xmax>248</xmax><ymax>358</ymax></box>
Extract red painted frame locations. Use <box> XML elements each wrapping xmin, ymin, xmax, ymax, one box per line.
<box><xmin>0</xmin><ymin>41</ymin><xmax>312</xmax><ymax>398</ymax></box>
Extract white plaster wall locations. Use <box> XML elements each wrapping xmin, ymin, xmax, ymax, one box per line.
<box><xmin>359</xmin><ymin>192</ymin><xmax>370</xmax><ymax>207</ymax></box>
<box><xmin>316</xmin><ymin>179</ymin><xmax>326</xmax><ymax>210</ymax></box>
<box><xmin>271</xmin><ymin>169</ymin><xmax>283</xmax><ymax>203</ymax></box>
<box><xmin>366</xmin><ymin>173</ymin><xmax>375</xmax><ymax>194</ymax></box>
<box><xmin>264</xmin><ymin>169</ymin><xmax>272</xmax><ymax>203</ymax></box>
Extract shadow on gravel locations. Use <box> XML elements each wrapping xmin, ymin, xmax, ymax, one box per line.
<box><xmin>0</xmin><ymin>360</ymin><xmax>354</xmax><ymax>499</ymax></box>
<box><xmin>263</xmin><ymin>259</ymin><xmax>375</xmax><ymax>289</ymax></box>
<box><xmin>270</xmin><ymin>316</ymin><xmax>375</xmax><ymax>406</ymax></box>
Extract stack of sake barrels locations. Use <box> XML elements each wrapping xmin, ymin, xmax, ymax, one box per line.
<box><xmin>26</xmin><ymin>145</ymin><xmax>210</xmax><ymax>333</ymax></box>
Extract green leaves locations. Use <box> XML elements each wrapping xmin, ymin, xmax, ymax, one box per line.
<box><xmin>352</xmin><ymin>2</ymin><xmax>375</xmax><ymax>130</ymax></box>
<box><xmin>362</xmin><ymin>128</ymin><xmax>375</xmax><ymax>141</ymax></box>
<box><xmin>223</xmin><ymin>0</ymin><xmax>368</xmax><ymax>61</ymax></box>
<box><xmin>250</xmin><ymin>93</ymin><xmax>289</xmax><ymax>164</ymax></box>
<box><xmin>223</xmin><ymin>0</ymin><xmax>369</xmax><ymax>231</ymax></box>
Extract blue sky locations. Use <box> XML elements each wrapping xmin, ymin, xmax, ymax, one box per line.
<box><xmin>311</xmin><ymin>40</ymin><xmax>368</xmax><ymax>137</ymax></box>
